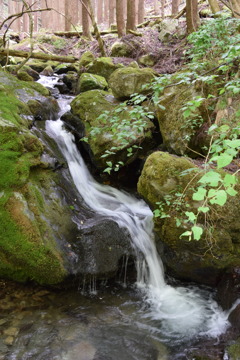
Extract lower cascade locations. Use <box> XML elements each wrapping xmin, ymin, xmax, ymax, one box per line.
<box><xmin>45</xmin><ymin>92</ymin><xmax>229</xmax><ymax>341</ymax></box>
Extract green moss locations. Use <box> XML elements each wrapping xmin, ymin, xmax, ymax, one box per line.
<box><xmin>0</xmin><ymin>202</ymin><xmax>66</xmax><ymax>284</ymax></box>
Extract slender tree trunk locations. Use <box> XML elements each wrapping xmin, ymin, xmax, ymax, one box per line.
<box><xmin>186</xmin><ymin>0</ymin><xmax>199</xmax><ymax>33</ymax></box>
<box><xmin>65</xmin><ymin>0</ymin><xmax>79</xmax><ymax>31</ymax></box>
<box><xmin>116</xmin><ymin>0</ymin><xmax>125</xmax><ymax>36</ymax></box>
<box><xmin>172</xmin><ymin>0</ymin><xmax>180</xmax><ymax>15</ymax></box>
<box><xmin>97</xmin><ymin>0</ymin><xmax>104</xmax><ymax>23</ymax></box>
<box><xmin>82</xmin><ymin>0</ymin><xmax>92</xmax><ymax>39</ymax></box>
<box><xmin>109</xmin><ymin>0</ymin><xmax>115</xmax><ymax>26</ymax></box>
<box><xmin>138</xmin><ymin>0</ymin><xmax>145</xmax><ymax>23</ymax></box>
<box><xmin>161</xmin><ymin>0</ymin><xmax>165</xmax><ymax>17</ymax></box>
<box><xmin>126</xmin><ymin>0</ymin><xmax>136</xmax><ymax>31</ymax></box>
<box><xmin>104</xmin><ymin>0</ymin><xmax>109</xmax><ymax>22</ymax></box>
<box><xmin>153</xmin><ymin>0</ymin><xmax>158</xmax><ymax>14</ymax></box>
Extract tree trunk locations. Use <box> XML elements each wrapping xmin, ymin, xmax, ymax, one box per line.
<box><xmin>186</xmin><ymin>0</ymin><xmax>199</xmax><ymax>34</ymax></box>
<box><xmin>138</xmin><ymin>0</ymin><xmax>145</xmax><ymax>24</ymax></box>
<box><xmin>230</xmin><ymin>0</ymin><xmax>240</xmax><ymax>17</ymax></box>
<box><xmin>83</xmin><ymin>0</ymin><xmax>106</xmax><ymax>55</ymax></box>
<box><xmin>172</xmin><ymin>0</ymin><xmax>180</xmax><ymax>15</ymax></box>
<box><xmin>65</xmin><ymin>0</ymin><xmax>79</xmax><ymax>31</ymax></box>
<box><xmin>82</xmin><ymin>0</ymin><xmax>92</xmax><ymax>39</ymax></box>
<box><xmin>116</xmin><ymin>0</ymin><xmax>125</xmax><ymax>37</ymax></box>
<box><xmin>109</xmin><ymin>0</ymin><xmax>115</xmax><ymax>25</ymax></box>
<box><xmin>97</xmin><ymin>0</ymin><xmax>104</xmax><ymax>23</ymax></box>
<box><xmin>0</xmin><ymin>48</ymin><xmax>78</xmax><ymax>63</ymax></box>
<box><xmin>126</xmin><ymin>0</ymin><xmax>136</xmax><ymax>31</ymax></box>
<box><xmin>208</xmin><ymin>0</ymin><xmax>220</xmax><ymax>13</ymax></box>
<box><xmin>161</xmin><ymin>0</ymin><xmax>165</xmax><ymax>17</ymax></box>
<box><xmin>104</xmin><ymin>0</ymin><xmax>109</xmax><ymax>22</ymax></box>
<box><xmin>153</xmin><ymin>0</ymin><xmax>158</xmax><ymax>14</ymax></box>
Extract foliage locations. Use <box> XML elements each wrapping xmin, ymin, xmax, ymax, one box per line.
<box><xmin>152</xmin><ymin>18</ymin><xmax>240</xmax><ymax>241</ymax></box>
<box><xmin>82</xmin><ymin>93</ymin><xmax>154</xmax><ymax>174</ymax></box>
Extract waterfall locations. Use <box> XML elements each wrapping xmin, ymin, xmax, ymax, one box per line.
<box><xmin>42</xmin><ymin>77</ymin><xmax>229</xmax><ymax>340</ymax></box>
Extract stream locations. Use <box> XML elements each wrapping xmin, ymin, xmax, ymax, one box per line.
<box><xmin>0</xmin><ymin>76</ymin><xmax>233</xmax><ymax>360</ymax></box>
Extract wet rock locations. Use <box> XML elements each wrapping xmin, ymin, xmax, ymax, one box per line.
<box><xmin>74</xmin><ymin>219</ymin><xmax>132</xmax><ymax>276</ymax></box>
<box><xmin>63</xmin><ymin>341</ymin><xmax>96</xmax><ymax>360</ymax></box>
<box><xmin>229</xmin><ymin>304</ymin><xmax>240</xmax><ymax>331</ymax></box>
<box><xmin>62</xmin><ymin>71</ymin><xmax>79</xmax><ymax>93</ymax></box>
<box><xmin>28</xmin><ymin>97</ymin><xmax>60</xmax><ymax>120</ymax></box>
<box><xmin>217</xmin><ymin>267</ymin><xmax>240</xmax><ymax>310</ymax></box>
<box><xmin>41</xmin><ymin>65</ymin><xmax>54</xmax><ymax>76</ymax></box>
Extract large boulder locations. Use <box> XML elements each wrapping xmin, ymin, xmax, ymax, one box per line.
<box><xmin>108</xmin><ymin>67</ymin><xmax>156</xmax><ymax>100</ymax></box>
<box><xmin>0</xmin><ymin>71</ymin><xmax>134</xmax><ymax>285</ymax></box>
<box><xmin>86</xmin><ymin>57</ymin><xmax>123</xmax><ymax>80</ymax></box>
<box><xmin>70</xmin><ymin>89</ymin><xmax>155</xmax><ymax>169</ymax></box>
<box><xmin>76</xmin><ymin>73</ymin><xmax>108</xmax><ymax>94</ymax></box>
<box><xmin>137</xmin><ymin>151</ymin><xmax>240</xmax><ymax>286</ymax></box>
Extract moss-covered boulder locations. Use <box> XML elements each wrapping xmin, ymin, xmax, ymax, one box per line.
<box><xmin>137</xmin><ymin>151</ymin><xmax>240</xmax><ymax>286</ymax></box>
<box><xmin>86</xmin><ymin>57</ymin><xmax>123</xmax><ymax>80</ymax></box>
<box><xmin>70</xmin><ymin>89</ymin><xmax>155</xmax><ymax>169</ymax></box>
<box><xmin>62</xmin><ymin>71</ymin><xmax>79</xmax><ymax>93</ymax></box>
<box><xmin>76</xmin><ymin>73</ymin><xmax>108</xmax><ymax>94</ymax></box>
<box><xmin>138</xmin><ymin>54</ymin><xmax>157</xmax><ymax>67</ymax></box>
<box><xmin>17</xmin><ymin>70</ymin><xmax>34</xmax><ymax>82</ymax></box>
<box><xmin>79</xmin><ymin>50</ymin><xmax>95</xmax><ymax>67</ymax></box>
<box><xmin>0</xmin><ymin>70</ymin><xmax>134</xmax><ymax>285</ymax></box>
<box><xmin>110</xmin><ymin>41</ymin><xmax>133</xmax><ymax>57</ymax></box>
<box><xmin>27</xmin><ymin>98</ymin><xmax>60</xmax><ymax>120</ymax></box>
<box><xmin>109</xmin><ymin>67</ymin><xmax>156</xmax><ymax>100</ymax></box>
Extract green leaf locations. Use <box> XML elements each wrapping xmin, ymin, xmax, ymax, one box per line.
<box><xmin>225</xmin><ymin>139</ymin><xmax>240</xmax><ymax>148</ymax></box>
<box><xmin>226</xmin><ymin>187</ymin><xmax>238</xmax><ymax>196</ymax></box>
<box><xmin>223</xmin><ymin>173</ymin><xmax>237</xmax><ymax>187</ymax></box>
<box><xmin>192</xmin><ymin>187</ymin><xmax>207</xmax><ymax>201</ymax></box>
<box><xmin>198</xmin><ymin>206</ymin><xmax>210</xmax><ymax>213</ymax></box>
<box><xmin>217</xmin><ymin>154</ymin><xmax>233</xmax><ymax>169</ymax></box>
<box><xmin>198</xmin><ymin>171</ymin><xmax>222</xmax><ymax>187</ymax></box>
<box><xmin>192</xmin><ymin>225</ymin><xmax>203</xmax><ymax>241</ymax></box>
<box><xmin>180</xmin><ymin>231</ymin><xmax>192</xmax><ymax>240</ymax></box>
<box><xmin>185</xmin><ymin>211</ymin><xmax>197</xmax><ymax>222</ymax></box>
<box><xmin>209</xmin><ymin>189</ymin><xmax>227</xmax><ymax>206</ymax></box>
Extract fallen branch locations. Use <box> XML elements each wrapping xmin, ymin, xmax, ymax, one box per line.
<box><xmin>174</xmin><ymin>6</ymin><xmax>186</xmax><ymax>19</ymax></box>
<box><xmin>0</xmin><ymin>48</ymin><xmax>78</xmax><ymax>63</ymax></box>
<box><xmin>53</xmin><ymin>29</ymin><xmax>118</xmax><ymax>37</ymax></box>
<box><xmin>127</xmin><ymin>30</ymin><xmax>143</xmax><ymax>36</ymax></box>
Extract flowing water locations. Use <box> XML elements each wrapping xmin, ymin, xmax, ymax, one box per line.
<box><xmin>0</xmin><ymin>76</ymin><xmax>232</xmax><ymax>360</ymax></box>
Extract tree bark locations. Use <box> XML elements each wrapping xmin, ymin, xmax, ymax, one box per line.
<box><xmin>104</xmin><ymin>0</ymin><xmax>109</xmax><ymax>22</ymax></box>
<box><xmin>97</xmin><ymin>0</ymin><xmax>104</xmax><ymax>23</ymax></box>
<box><xmin>153</xmin><ymin>0</ymin><xmax>159</xmax><ymax>14</ymax></box>
<box><xmin>172</xmin><ymin>0</ymin><xmax>180</xmax><ymax>15</ymax></box>
<box><xmin>0</xmin><ymin>48</ymin><xmax>78</xmax><ymax>63</ymax></box>
<box><xmin>82</xmin><ymin>0</ymin><xmax>92</xmax><ymax>39</ymax></box>
<box><xmin>65</xmin><ymin>0</ymin><xmax>79</xmax><ymax>31</ymax></box>
<box><xmin>116</xmin><ymin>0</ymin><xmax>125</xmax><ymax>37</ymax></box>
<box><xmin>109</xmin><ymin>0</ymin><xmax>115</xmax><ymax>25</ymax></box>
<box><xmin>84</xmin><ymin>0</ymin><xmax>106</xmax><ymax>56</ymax></box>
<box><xmin>138</xmin><ymin>0</ymin><xmax>145</xmax><ymax>24</ymax></box>
<box><xmin>186</xmin><ymin>0</ymin><xmax>199</xmax><ymax>34</ymax></box>
<box><xmin>126</xmin><ymin>0</ymin><xmax>136</xmax><ymax>31</ymax></box>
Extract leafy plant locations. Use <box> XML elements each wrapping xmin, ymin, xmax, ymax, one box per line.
<box><xmin>83</xmin><ymin>94</ymin><xmax>154</xmax><ymax>174</ymax></box>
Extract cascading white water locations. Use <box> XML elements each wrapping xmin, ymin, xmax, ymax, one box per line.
<box><xmin>41</xmin><ymin>76</ymin><xmax>230</xmax><ymax>340</ymax></box>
